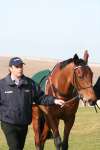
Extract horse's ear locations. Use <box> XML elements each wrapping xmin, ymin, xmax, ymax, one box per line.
<box><xmin>73</xmin><ymin>54</ymin><xmax>79</xmax><ymax>60</ymax></box>
<box><xmin>73</xmin><ymin>54</ymin><xmax>80</xmax><ymax>65</ymax></box>
<box><xmin>83</xmin><ymin>50</ymin><xmax>89</xmax><ymax>64</ymax></box>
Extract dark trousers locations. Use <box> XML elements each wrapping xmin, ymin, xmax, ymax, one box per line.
<box><xmin>1</xmin><ymin>121</ymin><xmax>28</xmax><ymax>150</ymax></box>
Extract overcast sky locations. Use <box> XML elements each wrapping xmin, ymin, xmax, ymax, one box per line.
<box><xmin>0</xmin><ymin>0</ymin><xmax>100</xmax><ymax>63</ymax></box>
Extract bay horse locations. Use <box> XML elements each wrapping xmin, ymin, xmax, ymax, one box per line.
<box><xmin>32</xmin><ymin>54</ymin><xmax>96</xmax><ymax>150</ymax></box>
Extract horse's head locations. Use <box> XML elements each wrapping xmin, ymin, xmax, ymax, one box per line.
<box><xmin>72</xmin><ymin>54</ymin><xmax>96</xmax><ymax>106</ymax></box>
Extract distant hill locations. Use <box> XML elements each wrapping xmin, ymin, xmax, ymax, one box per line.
<box><xmin>0</xmin><ymin>56</ymin><xmax>100</xmax><ymax>83</ymax></box>
<box><xmin>0</xmin><ymin>56</ymin><xmax>57</xmax><ymax>78</ymax></box>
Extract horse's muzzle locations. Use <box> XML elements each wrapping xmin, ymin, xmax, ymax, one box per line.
<box><xmin>80</xmin><ymin>95</ymin><xmax>97</xmax><ymax>106</ymax></box>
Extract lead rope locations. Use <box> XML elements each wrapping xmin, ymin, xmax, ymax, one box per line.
<box><xmin>94</xmin><ymin>103</ymin><xmax>100</xmax><ymax>113</ymax></box>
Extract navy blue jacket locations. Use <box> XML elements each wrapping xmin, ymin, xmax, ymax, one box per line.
<box><xmin>0</xmin><ymin>74</ymin><xmax>55</xmax><ymax>125</ymax></box>
<box><xmin>94</xmin><ymin>76</ymin><xmax>100</xmax><ymax>99</ymax></box>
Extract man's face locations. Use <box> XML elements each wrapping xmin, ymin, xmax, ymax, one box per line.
<box><xmin>9</xmin><ymin>64</ymin><xmax>23</xmax><ymax>78</ymax></box>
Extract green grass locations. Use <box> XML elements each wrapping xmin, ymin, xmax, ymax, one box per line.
<box><xmin>0</xmin><ymin>107</ymin><xmax>100</xmax><ymax>150</ymax></box>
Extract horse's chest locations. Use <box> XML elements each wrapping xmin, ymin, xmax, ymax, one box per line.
<box><xmin>48</xmin><ymin>101</ymin><xmax>79</xmax><ymax>119</ymax></box>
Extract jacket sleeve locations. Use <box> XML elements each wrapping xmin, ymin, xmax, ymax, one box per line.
<box><xmin>37</xmin><ymin>95</ymin><xmax>55</xmax><ymax>105</ymax></box>
<box><xmin>0</xmin><ymin>91</ymin><xmax>1</xmax><ymax>105</ymax></box>
<box><xmin>32</xmin><ymin>80</ymin><xmax>55</xmax><ymax>105</ymax></box>
<box><xmin>93</xmin><ymin>77</ymin><xmax>100</xmax><ymax>99</ymax></box>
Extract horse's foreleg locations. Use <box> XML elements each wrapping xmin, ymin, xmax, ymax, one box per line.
<box><xmin>47</xmin><ymin>115</ymin><xmax>62</xmax><ymax>150</ymax></box>
<box><xmin>54</xmin><ymin>135</ymin><xmax>62</xmax><ymax>150</ymax></box>
<box><xmin>38</xmin><ymin>105</ymin><xmax>62</xmax><ymax>150</ymax></box>
<box><xmin>40</xmin><ymin>116</ymin><xmax>61</xmax><ymax>150</ymax></box>
<box><xmin>62</xmin><ymin>115</ymin><xmax>75</xmax><ymax>150</ymax></box>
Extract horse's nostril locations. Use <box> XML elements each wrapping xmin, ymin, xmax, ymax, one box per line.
<box><xmin>89</xmin><ymin>100</ymin><xmax>96</xmax><ymax>106</ymax></box>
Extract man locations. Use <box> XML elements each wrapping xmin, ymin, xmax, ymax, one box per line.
<box><xmin>0</xmin><ymin>57</ymin><xmax>65</xmax><ymax>150</ymax></box>
<box><xmin>93</xmin><ymin>76</ymin><xmax>100</xmax><ymax>99</ymax></box>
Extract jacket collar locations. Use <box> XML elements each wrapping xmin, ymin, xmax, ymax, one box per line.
<box><xmin>5</xmin><ymin>74</ymin><xmax>28</xmax><ymax>86</ymax></box>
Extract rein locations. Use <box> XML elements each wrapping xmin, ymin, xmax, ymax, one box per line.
<box><xmin>47</xmin><ymin>65</ymin><xmax>88</xmax><ymax>105</ymax></box>
<box><xmin>73</xmin><ymin>65</ymin><xmax>93</xmax><ymax>91</ymax></box>
<box><xmin>47</xmin><ymin>76</ymin><xmax>80</xmax><ymax>107</ymax></box>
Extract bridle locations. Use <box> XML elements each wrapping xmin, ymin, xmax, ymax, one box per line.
<box><xmin>73</xmin><ymin>65</ymin><xmax>93</xmax><ymax>91</ymax></box>
<box><xmin>73</xmin><ymin>65</ymin><xmax>100</xmax><ymax>112</ymax></box>
<box><xmin>73</xmin><ymin>65</ymin><xmax>93</xmax><ymax>104</ymax></box>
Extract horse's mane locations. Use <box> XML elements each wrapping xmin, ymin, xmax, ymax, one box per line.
<box><xmin>60</xmin><ymin>58</ymin><xmax>73</xmax><ymax>69</ymax></box>
<box><xmin>60</xmin><ymin>54</ymin><xmax>86</xmax><ymax>69</ymax></box>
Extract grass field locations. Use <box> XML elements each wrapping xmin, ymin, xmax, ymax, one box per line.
<box><xmin>0</xmin><ymin>107</ymin><xmax>100</xmax><ymax>150</ymax></box>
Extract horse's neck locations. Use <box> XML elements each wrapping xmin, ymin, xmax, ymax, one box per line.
<box><xmin>56</xmin><ymin>83</ymin><xmax>77</xmax><ymax>100</ymax></box>
<box><xmin>52</xmin><ymin>64</ymin><xmax>77</xmax><ymax>99</ymax></box>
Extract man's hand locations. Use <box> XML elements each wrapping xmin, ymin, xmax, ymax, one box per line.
<box><xmin>54</xmin><ymin>99</ymin><xmax>65</xmax><ymax>106</ymax></box>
